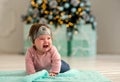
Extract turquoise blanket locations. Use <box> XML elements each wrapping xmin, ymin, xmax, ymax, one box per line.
<box><xmin>0</xmin><ymin>69</ymin><xmax>111</xmax><ymax>82</ymax></box>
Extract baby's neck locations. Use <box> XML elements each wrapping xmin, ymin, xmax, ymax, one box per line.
<box><xmin>37</xmin><ymin>50</ymin><xmax>45</xmax><ymax>55</ymax></box>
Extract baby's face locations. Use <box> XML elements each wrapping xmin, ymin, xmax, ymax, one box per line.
<box><xmin>34</xmin><ymin>35</ymin><xmax>52</xmax><ymax>53</ymax></box>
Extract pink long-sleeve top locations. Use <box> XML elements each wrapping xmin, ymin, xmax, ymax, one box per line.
<box><xmin>25</xmin><ymin>46</ymin><xmax>61</xmax><ymax>74</ymax></box>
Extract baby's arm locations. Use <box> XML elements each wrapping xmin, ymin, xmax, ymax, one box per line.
<box><xmin>25</xmin><ymin>49</ymin><xmax>36</xmax><ymax>74</ymax></box>
<box><xmin>50</xmin><ymin>46</ymin><xmax>61</xmax><ymax>75</ymax></box>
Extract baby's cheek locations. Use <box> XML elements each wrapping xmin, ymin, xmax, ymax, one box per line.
<box><xmin>36</xmin><ymin>40</ymin><xmax>43</xmax><ymax>44</ymax></box>
<box><xmin>35</xmin><ymin>41</ymin><xmax>42</xmax><ymax>48</ymax></box>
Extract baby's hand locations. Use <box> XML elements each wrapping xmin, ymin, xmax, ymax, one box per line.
<box><xmin>49</xmin><ymin>72</ymin><xmax>58</xmax><ymax>76</ymax></box>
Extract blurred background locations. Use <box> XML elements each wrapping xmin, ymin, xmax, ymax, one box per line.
<box><xmin>0</xmin><ymin>0</ymin><xmax>120</xmax><ymax>55</ymax></box>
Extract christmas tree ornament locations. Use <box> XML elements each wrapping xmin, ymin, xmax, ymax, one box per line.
<box><xmin>64</xmin><ymin>3</ymin><xmax>70</xmax><ymax>9</ymax></box>
<box><xmin>58</xmin><ymin>6</ymin><xmax>64</xmax><ymax>11</ymax></box>
<box><xmin>71</xmin><ymin>8</ymin><xmax>77</xmax><ymax>13</ymax></box>
<box><xmin>70</xmin><ymin>0</ymin><xmax>80</xmax><ymax>7</ymax></box>
<box><xmin>37</xmin><ymin>0</ymin><xmax>42</xmax><ymax>4</ymax></box>
<box><xmin>49</xmin><ymin>0</ymin><xmax>58</xmax><ymax>8</ymax></box>
<box><xmin>39</xmin><ymin>18</ymin><xmax>48</xmax><ymax>24</ymax></box>
<box><xmin>80</xmin><ymin>2</ymin><xmax>84</xmax><ymax>7</ymax></box>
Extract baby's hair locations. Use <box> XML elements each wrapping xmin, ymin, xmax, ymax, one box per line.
<box><xmin>28</xmin><ymin>23</ymin><xmax>52</xmax><ymax>44</ymax></box>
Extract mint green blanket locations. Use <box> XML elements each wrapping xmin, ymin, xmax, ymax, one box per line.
<box><xmin>0</xmin><ymin>69</ymin><xmax>111</xmax><ymax>82</ymax></box>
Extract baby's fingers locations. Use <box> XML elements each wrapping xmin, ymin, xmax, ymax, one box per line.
<box><xmin>49</xmin><ymin>73</ymin><xmax>56</xmax><ymax>76</ymax></box>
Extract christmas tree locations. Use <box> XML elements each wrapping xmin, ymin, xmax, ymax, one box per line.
<box><xmin>22</xmin><ymin>0</ymin><xmax>97</xmax><ymax>56</ymax></box>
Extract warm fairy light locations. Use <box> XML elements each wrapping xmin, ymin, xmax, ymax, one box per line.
<box><xmin>33</xmin><ymin>14</ymin><xmax>37</xmax><ymax>18</ymax></box>
<box><xmin>56</xmin><ymin>11</ymin><xmax>59</xmax><ymax>14</ymax></box>
<box><xmin>42</xmin><ymin>4</ymin><xmax>46</xmax><ymax>10</ymax></box>
<box><xmin>31</xmin><ymin>1</ymin><xmax>35</xmax><ymax>6</ymax></box>
<box><xmin>80</xmin><ymin>12</ymin><xmax>83</xmax><ymax>16</ymax></box>
<box><xmin>65</xmin><ymin>20</ymin><xmax>68</xmax><ymax>22</ymax></box>
<box><xmin>50</xmin><ymin>12</ymin><xmax>53</xmax><ymax>15</ymax></box>
<box><xmin>76</xmin><ymin>12</ymin><xmax>79</xmax><ymax>15</ymax></box>
<box><xmin>43</xmin><ymin>0</ymin><xmax>47</xmax><ymax>3</ymax></box>
<box><xmin>61</xmin><ymin>12</ymin><xmax>65</xmax><ymax>16</ymax></box>
<box><xmin>68</xmin><ymin>15</ymin><xmax>72</xmax><ymax>18</ymax></box>
<box><xmin>58</xmin><ymin>18</ymin><xmax>63</xmax><ymax>24</ymax></box>
<box><xmin>58</xmin><ymin>19</ymin><xmax>61</xmax><ymax>22</ymax></box>
<box><xmin>74</xmin><ymin>25</ymin><xmax>77</xmax><ymax>28</ymax></box>
<box><xmin>23</xmin><ymin>0</ymin><xmax>96</xmax><ymax>30</ymax></box>
<box><xmin>78</xmin><ymin>8</ymin><xmax>82</xmax><ymax>12</ymax></box>
<box><xmin>68</xmin><ymin>22</ymin><xmax>73</xmax><ymax>26</ymax></box>
<box><xmin>44</xmin><ymin>11</ymin><xmax>49</xmax><ymax>14</ymax></box>
<box><xmin>35</xmin><ymin>4</ymin><xmax>39</xmax><ymax>8</ymax></box>
<box><xmin>55</xmin><ymin>16</ymin><xmax>59</xmax><ymax>19</ymax></box>
<box><xmin>60</xmin><ymin>21</ymin><xmax>63</xmax><ymax>24</ymax></box>
<box><xmin>66</xmin><ymin>24</ymin><xmax>69</xmax><ymax>27</ymax></box>
<box><xmin>57</xmin><ymin>0</ymin><xmax>61</xmax><ymax>2</ymax></box>
<box><xmin>63</xmin><ymin>0</ymin><xmax>67</xmax><ymax>2</ymax></box>
<box><xmin>74</xmin><ymin>30</ymin><xmax>78</xmax><ymax>34</ymax></box>
<box><xmin>49</xmin><ymin>21</ymin><xmax>53</xmax><ymax>25</ymax></box>
<box><xmin>27</xmin><ymin>16</ymin><xmax>32</xmax><ymax>21</ymax></box>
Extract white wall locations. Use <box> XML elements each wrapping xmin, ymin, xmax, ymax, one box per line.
<box><xmin>0</xmin><ymin>0</ymin><xmax>120</xmax><ymax>54</ymax></box>
<box><xmin>0</xmin><ymin>0</ymin><xmax>29</xmax><ymax>54</ymax></box>
<box><xmin>91</xmin><ymin>0</ymin><xmax>120</xmax><ymax>54</ymax></box>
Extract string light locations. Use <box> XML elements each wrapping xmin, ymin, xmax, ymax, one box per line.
<box><xmin>42</xmin><ymin>4</ymin><xmax>47</xmax><ymax>10</ymax></box>
<box><xmin>31</xmin><ymin>1</ymin><xmax>36</xmax><ymax>7</ymax></box>
<box><xmin>44</xmin><ymin>11</ymin><xmax>49</xmax><ymax>14</ymax></box>
<box><xmin>68</xmin><ymin>15</ymin><xmax>72</xmax><ymax>18</ymax></box>
<box><xmin>78</xmin><ymin>8</ymin><xmax>82</xmax><ymax>12</ymax></box>
<box><xmin>49</xmin><ymin>21</ymin><xmax>53</xmax><ymax>25</ymax></box>
<box><xmin>22</xmin><ymin>0</ymin><xmax>96</xmax><ymax>31</ymax></box>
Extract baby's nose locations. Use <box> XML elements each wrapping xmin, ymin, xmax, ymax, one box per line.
<box><xmin>44</xmin><ymin>39</ymin><xmax>48</xmax><ymax>43</ymax></box>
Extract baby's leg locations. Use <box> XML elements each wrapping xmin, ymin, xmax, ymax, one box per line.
<box><xmin>60</xmin><ymin>60</ymin><xmax>70</xmax><ymax>73</ymax></box>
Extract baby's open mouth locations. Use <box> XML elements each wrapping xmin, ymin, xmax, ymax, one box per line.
<box><xmin>43</xmin><ymin>45</ymin><xmax>49</xmax><ymax>48</ymax></box>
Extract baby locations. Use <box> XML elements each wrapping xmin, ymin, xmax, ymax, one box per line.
<box><xmin>25</xmin><ymin>23</ymin><xmax>70</xmax><ymax>76</ymax></box>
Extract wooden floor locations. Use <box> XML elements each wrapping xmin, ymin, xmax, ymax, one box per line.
<box><xmin>0</xmin><ymin>54</ymin><xmax>120</xmax><ymax>82</ymax></box>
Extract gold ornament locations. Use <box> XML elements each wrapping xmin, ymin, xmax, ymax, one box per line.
<box><xmin>27</xmin><ymin>16</ymin><xmax>32</xmax><ymax>21</ymax></box>
<box><xmin>66</xmin><ymin>24</ymin><xmax>69</xmax><ymax>27</ymax></box>
<box><xmin>31</xmin><ymin>1</ymin><xmax>35</xmax><ymax>7</ymax></box>
<box><xmin>68</xmin><ymin>15</ymin><xmax>72</xmax><ymax>18</ymax></box>
<box><xmin>65</xmin><ymin>20</ymin><xmax>68</xmax><ymax>22</ymax></box>
<box><xmin>54</xmin><ymin>16</ymin><xmax>59</xmax><ymax>20</ymax></box>
<box><xmin>57</xmin><ymin>0</ymin><xmax>61</xmax><ymax>2</ymax></box>
<box><xmin>42</xmin><ymin>4</ymin><xmax>47</xmax><ymax>10</ymax></box>
<box><xmin>78</xmin><ymin>8</ymin><xmax>82</xmax><ymax>12</ymax></box>
<box><xmin>44</xmin><ymin>11</ymin><xmax>49</xmax><ymax>14</ymax></box>
<box><xmin>49</xmin><ymin>21</ymin><xmax>53</xmax><ymax>25</ymax></box>
<box><xmin>43</xmin><ymin>0</ymin><xmax>47</xmax><ymax>3</ymax></box>
<box><xmin>60</xmin><ymin>12</ymin><xmax>65</xmax><ymax>16</ymax></box>
<box><xmin>80</xmin><ymin>12</ymin><xmax>83</xmax><ymax>16</ymax></box>
<box><xmin>74</xmin><ymin>30</ymin><xmax>78</xmax><ymax>35</ymax></box>
<box><xmin>76</xmin><ymin>12</ymin><xmax>79</xmax><ymax>15</ymax></box>
<box><xmin>59</xmin><ymin>21</ymin><xmax>63</xmax><ymax>24</ymax></box>
<box><xmin>63</xmin><ymin>0</ymin><xmax>67</xmax><ymax>2</ymax></box>
<box><xmin>68</xmin><ymin>22</ymin><xmax>73</xmax><ymax>26</ymax></box>
<box><xmin>50</xmin><ymin>11</ymin><xmax>53</xmax><ymax>15</ymax></box>
<box><xmin>35</xmin><ymin>3</ymin><xmax>39</xmax><ymax>8</ymax></box>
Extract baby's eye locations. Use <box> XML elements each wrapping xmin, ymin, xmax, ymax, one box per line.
<box><xmin>47</xmin><ymin>37</ymin><xmax>51</xmax><ymax>40</ymax></box>
<box><xmin>39</xmin><ymin>38</ymin><xmax>44</xmax><ymax>40</ymax></box>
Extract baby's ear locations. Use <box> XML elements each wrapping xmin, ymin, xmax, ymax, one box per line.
<box><xmin>32</xmin><ymin>44</ymin><xmax>37</xmax><ymax>50</ymax></box>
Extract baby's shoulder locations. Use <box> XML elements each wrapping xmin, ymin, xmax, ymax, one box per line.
<box><xmin>49</xmin><ymin>46</ymin><xmax>58</xmax><ymax>54</ymax></box>
<box><xmin>26</xmin><ymin>47</ymin><xmax>36</xmax><ymax>58</ymax></box>
<box><xmin>50</xmin><ymin>46</ymin><xmax>57</xmax><ymax>51</ymax></box>
<box><xmin>27</xmin><ymin>47</ymin><xmax>34</xmax><ymax>51</ymax></box>
<box><xmin>27</xmin><ymin>47</ymin><xmax>36</xmax><ymax>54</ymax></box>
